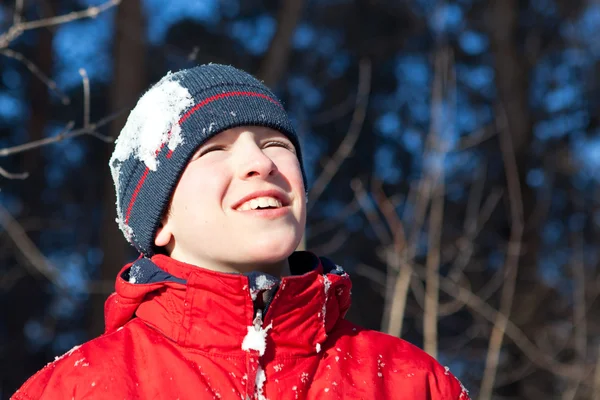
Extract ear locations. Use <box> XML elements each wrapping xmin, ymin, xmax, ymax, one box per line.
<box><xmin>154</xmin><ymin>216</ymin><xmax>173</xmax><ymax>247</ymax></box>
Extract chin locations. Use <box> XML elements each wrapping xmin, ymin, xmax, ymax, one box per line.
<box><xmin>243</xmin><ymin>236</ymin><xmax>301</xmax><ymax>263</ymax></box>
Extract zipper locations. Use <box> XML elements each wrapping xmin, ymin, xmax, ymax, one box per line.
<box><xmin>253</xmin><ymin>309</ymin><xmax>263</xmax><ymax>331</ymax></box>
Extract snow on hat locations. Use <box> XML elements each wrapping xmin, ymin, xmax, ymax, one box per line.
<box><xmin>109</xmin><ymin>64</ymin><xmax>306</xmax><ymax>256</ymax></box>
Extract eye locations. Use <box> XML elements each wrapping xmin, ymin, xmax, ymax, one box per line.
<box><xmin>264</xmin><ymin>140</ymin><xmax>295</xmax><ymax>153</ymax></box>
<box><xmin>194</xmin><ymin>145</ymin><xmax>226</xmax><ymax>159</ymax></box>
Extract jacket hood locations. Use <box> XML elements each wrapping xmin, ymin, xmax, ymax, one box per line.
<box><xmin>104</xmin><ymin>251</ymin><xmax>352</xmax><ymax>357</ymax></box>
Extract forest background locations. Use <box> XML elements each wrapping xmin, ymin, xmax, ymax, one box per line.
<box><xmin>1</xmin><ymin>0</ymin><xmax>600</xmax><ymax>399</ymax></box>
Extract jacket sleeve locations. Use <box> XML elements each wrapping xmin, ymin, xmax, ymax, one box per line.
<box><xmin>11</xmin><ymin>366</ymin><xmax>56</xmax><ymax>400</ymax></box>
<box><xmin>11</xmin><ymin>345</ymin><xmax>95</xmax><ymax>400</ymax></box>
<box><xmin>428</xmin><ymin>364</ymin><xmax>470</xmax><ymax>400</ymax></box>
<box><xmin>11</xmin><ymin>360</ymin><xmax>75</xmax><ymax>400</ymax></box>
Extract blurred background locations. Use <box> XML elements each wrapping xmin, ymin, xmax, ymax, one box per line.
<box><xmin>1</xmin><ymin>0</ymin><xmax>600</xmax><ymax>398</ymax></box>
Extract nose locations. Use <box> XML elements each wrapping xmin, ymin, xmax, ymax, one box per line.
<box><xmin>236</xmin><ymin>141</ymin><xmax>278</xmax><ymax>180</ymax></box>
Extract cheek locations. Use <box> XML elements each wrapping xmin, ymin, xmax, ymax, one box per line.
<box><xmin>172</xmin><ymin>164</ymin><xmax>227</xmax><ymax>209</ymax></box>
<box><xmin>275</xmin><ymin>155</ymin><xmax>304</xmax><ymax>189</ymax></box>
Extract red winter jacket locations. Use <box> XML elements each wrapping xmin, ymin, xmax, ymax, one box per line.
<box><xmin>13</xmin><ymin>252</ymin><xmax>469</xmax><ymax>400</ymax></box>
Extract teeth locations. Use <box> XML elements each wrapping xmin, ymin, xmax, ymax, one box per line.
<box><xmin>237</xmin><ymin>196</ymin><xmax>283</xmax><ymax>211</ymax></box>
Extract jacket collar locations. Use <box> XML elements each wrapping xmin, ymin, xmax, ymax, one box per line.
<box><xmin>105</xmin><ymin>252</ymin><xmax>352</xmax><ymax>358</ymax></box>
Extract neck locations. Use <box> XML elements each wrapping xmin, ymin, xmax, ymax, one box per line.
<box><xmin>167</xmin><ymin>249</ymin><xmax>291</xmax><ymax>277</ymax></box>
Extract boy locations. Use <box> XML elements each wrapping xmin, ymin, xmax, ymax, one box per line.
<box><xmin>13</xmin><ymin>64</ymin><xmax>469</xmax><ymax>399</ymax></box>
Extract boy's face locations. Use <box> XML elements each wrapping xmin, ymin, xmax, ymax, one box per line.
<box><xmin>155</xmin><ymin>126</ymin><xmax>306</xmax><ymax>273</ymax></box>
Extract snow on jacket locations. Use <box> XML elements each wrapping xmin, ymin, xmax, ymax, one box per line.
<box><xmin>13</xmin><ymin>252</ymin><xmax>469</xmax><ymax>400</ymax></box>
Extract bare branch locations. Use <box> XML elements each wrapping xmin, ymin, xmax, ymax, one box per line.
<box><xmin>0</xmin><ymin>265</ymin><xmax>27</xmax><ymax>290</ymax></box>
<box><xmin>369</xmin><ymin>180</ymin><xmax>412</xmax><ymax>336</ymax></box>
<box><xmin>1</xmin><ymin>48</ymin><xmax>70</xmax><ymax>105</ymax></box>
<box><xmin>308</xmin><ymin>229</ymin><xmax>349</xmax><ymax>256</ymax></box>
<box><xmin>0</xmin><ymin>204</ymin><xmax>115</xmax><ymax>297</ymax></box>
<box><xmin>422</xmin><ymin>45</ymin><xmax>454</xmax><ymax>358</ymax></box>
<box><xmin>311</xmin><ymin>94</ymin><xmax>357</xmax><ymax>126</ymax></box>
<box><xmin>480</xmin><ymin>104</ymin><xmax>525</xmax><ymax>400</ymax></box>
<box><xmin>385</xmin><ymin>252</ymin><xmax>413</xmax><ymax>337</ymax></box>
<box><xmin>0</xmin><ymin>203</ymin><xmax>64</xmax><ymax>288</ymax></box>
<box><xmin>439</xmin><ymin>170</ymin><xmax>500</xmax><ymax>316</ymax></box>
<box><xmin>0</xmin><ymin>105</ymin><xmax>124</xmax><ymax>163</ymax></box>
<box><xmin>307</xmin><ymin>59</ymin><xmax>371</xmax><ymax>210</ymax></box>
<box><xmin>308</xmin><ymin>198</ymin><xmax>361</xmax><ymax>238</ymax></box>
<box><xmin>355</xmin><ymin>263</ymin><xmax>387</xmax><ymax>287</ymax></box>
<box><xmin>561</xmin><ymin>234</ymin><xmax>588</xmax><ymax>400</ymax></box>
<box><xmin>456</xmin><ymin>123</ymin><xmax>497</xmax><ymax>151</ymax></box>
<box><xmin>352</xmin><ymin>256</ymin><xmax>597</xmax><ymax>383</ymax></box>
<box><xmin>351</xmin><ymin>179</ymin><xmax>392</xmax><ymax>245</ymax></box>
<box><xmin>410</xmin><ymin>263</ymin><xmax>593</xmax><ymax>381</ymax></box>
<box><xmin>594</xmin><ymin>349</ymin><xmax>600</xmax><ymax>400</ymax></box>
<box><xmin>0</xmin><ymin>166</ymin><xmax>29</xmax><ymax>179</ymax></box>
<box><xmin>13</xmin><ymin>0</ymin><xmax>24</xmax><ymax>26</ymax></box>
<box><xmin>424</xmin><ymin>176</ymin><xmax>444</xmax><ymax>358</ymax></box>
<box><xmin>0</xmin><ymin>121</ymin><xmax>75</xmax><ymax>157</ymax></box>
<box><xmin>371</xmin><ymin>180</ymin><xmax>406</xmax><ymax>249</ymax></box>
<box><xmin>1</xmin><ymin>0</ymin><xmax>121</xmax><ymax>49</ymax></box>
<box><xmin>79</xmin><ymin>68</ymin><xmax>91</xmax><ymax>128</ymax></box>
<box><xmin>258</xmin><ymin>0</ymin><xmax>304</xmax><ymax>87</ymax></box>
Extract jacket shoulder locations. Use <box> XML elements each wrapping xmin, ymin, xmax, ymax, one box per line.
<box><xmin>330</xmin><ymin>320</ymin><xmax>470</xmax><ymax>399</ymax></box>
<box><xmin>12</xmin><ymin>321</ymin><xmax>145</xmax><ymax>400</ymax></box>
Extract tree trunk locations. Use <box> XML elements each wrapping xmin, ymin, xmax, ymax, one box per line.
<box><xmin>258</xmin><ymin>0</ymin><xmax>304</xmax><ymax>87</ymax></box>
<box><xmin>4</xmin><ymin>4</ymin><xmax>55</xmax><ymax>393</ymax></box>
<box><xmin>90</xmin><ymin>0</ymin><xmax>146</xmax><ymax>337</ymax></box>
<box><xmin>487</xmin><ymin>0</ymin><xmax>550</xmax><ymax>397</ymax></box>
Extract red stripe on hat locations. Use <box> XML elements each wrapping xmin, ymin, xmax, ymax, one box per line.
<box><xmin>179</xmin><ymin>91</ymin><xmax>283</xmax><ymax>125</ymax></box>
<box><xmin>123</xmin><ymin>91</ymin><xmax>281</xmax><ymax>229</ymax></box>
<box><xmin>125</xmin><ymin>167</ymin><xmax>150</xmax><ymax>226</ymax></box>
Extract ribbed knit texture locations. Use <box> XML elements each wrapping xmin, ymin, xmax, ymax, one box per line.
<box><xmin>109</xmin><ymin>64</ymin><xmax>306</xmax><ymax>256</ymax></box>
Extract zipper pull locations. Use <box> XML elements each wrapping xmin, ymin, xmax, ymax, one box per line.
<box><xmin>253</xmin><ymin>309</ymin><xmax>263</xmax><ymax>331</ymax></box>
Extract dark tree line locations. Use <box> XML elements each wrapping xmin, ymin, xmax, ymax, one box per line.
<box><xmin>1</xmin><ymin>0</ymin><xmax>600</xmax><ymax>398</ymax></box>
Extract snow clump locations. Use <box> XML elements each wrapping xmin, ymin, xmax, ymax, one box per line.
<box><xmin>109</xmin><ymin>71</ymin><xmax>194</xmax><ymax>239</ymax></box>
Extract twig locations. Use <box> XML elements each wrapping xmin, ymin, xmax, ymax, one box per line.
<box><xmin>351</xmin><ymin>179</ymin><xmax>392</xmax><ymax>245</ymax></box>
<box><xmin>0</xmin><ymin>0</ymin><xmax>121</xmax><ymax>49</ymax></box>
<box><xmin>311</xmin><ymin>94</ymin><xmax>356</xmax><ymax>126</ymax></box>
<box><xmin>308</xmin><ymin>229</ymin><xmax>349</xmax><ymax>256</ymax></box>
<box><xmin>13</xmin><ymin>0</ymin><xmax>24</xmax><ymax>26</ymax></box>
<box><xmin>572</xmin><ymin>241</ymin><xmax>588</xmax><ymax>358</ymax></box>
<box><xmin>356</xmin><ymin>255</ymin><xmax>597</xmax><ymax>383</ymax></box>
<box><xmin>87</xmin><ymin>130</ymin><xmax>114</xmax><ymax>143</ymax></box>
<box><xmin>352</xmin><ymin>178</ymin><xmax>408</xmax><ymax>335</ymax></box>
<box><xmin>370</xmin><ymin>180</ymin><xmax>412</xmax><ymax>335</ymax></box>
<box><xmin>382</xmin><ymin>44</ymin><xmax>445</xmax><ymax>334</ymax></box>
<box><xmin>1</xmin><ymin>48</ymin><xmax>70</xmax><ymax>105</ymax></box>
<box><xmin>410</xmin><ymin>263</ymin><xmax>593</xmax><ymax>381</ymax></box>
<box><xmin>474</xmin><ymin>187</ymin><xmax>505</xmax><ymax>237</ymax></box>
<box><xmin>371</xmin><ymin>179</ymin><xmax>406</xmax><ymax>249</ymax></box>
<box><xmin>0</xmin><ymin>166</ymin><xmax>28</xmax><ymax>179</ymax></box>
<box><xmin>438</xmin><ymin>167</ymin><xmax>494</xmax><ymax>316</ymax></box>
<box><xmin>456</xmin><ymin>124</ymin><xmax>497</xmax><ymax>151</ymax></box>
<box><xmin>0</xmin><ymin>106</ymin><xmax>124</xmax><ymax>160</ymax></box>
<box><xmin>424</xmin><ymin>175</ymin><xmax>444</xmax><ymax>358</ymax></box>
<box><xmin>0</xmin><ymin>121</ymin><xmax>75</xmax><ymax>157</ymax></box>
<box><xmin>479</xmin><ymin>104</ymin><xmax>525</xmax><ymax>400</ymax></box>
<box><xmin>422</xmin><ymin>46</ymin><xmax>454</xmax><ymax>358</ymax></box>
<box><xmin>307</xmin><ymin>59</ymin><xmax>371</xmax><ymax>211</ymax></box>
<box><xmin>562</xmin><ymin>233</ymin><xmax>587</xmax><ymax>400</ymax></box>
<box><xmin>594</xmin><ymin>348</ymin><xmax>600</xmax><ymax>400</ymax></box>
<box><xmin>79</xmin><ymin>68</ymin><xmax>90</xmax><ymax>128</ymax></box>
<box><xmin>0</xmin><ymin>203</ymin><xmax>64</xmax><ymax>289</ymax></box>
<box><xmin>258</xmin><ymin>0</ymin><xmax>304</xmax><ymax>87</ymax></box>
<box><xmin>384</xmin><ymin>249</ymin><xmax>413</xmax><ymax>337</ymax></box>
<box><xmin>0</xmin><ymin>266</ymin><xmax>27</xmax><ymax>290</ymax></box>
<box><xmin>355</xmin><ymin>263</ymin><xmax>387</xmax><ymax>287</ymax></box>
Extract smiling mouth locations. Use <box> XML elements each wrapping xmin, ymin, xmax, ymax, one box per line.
<box><xmin>236</xmin><ymin>196</ymin><xmax>284</xmax><ymax>211</ymax></box>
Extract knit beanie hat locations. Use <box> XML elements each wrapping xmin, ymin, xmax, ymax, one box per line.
<box><xmin>109</xmin><ymin>64</ymin><xmax>306</xmax><ymax>256</ymax></box>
